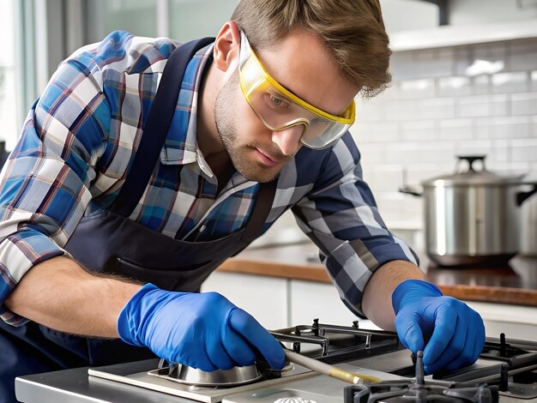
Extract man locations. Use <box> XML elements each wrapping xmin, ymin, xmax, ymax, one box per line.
<box><xmin>0</xmin><ymin>0</ymin><xmax>484</xmax><ymax>401</ymax></box>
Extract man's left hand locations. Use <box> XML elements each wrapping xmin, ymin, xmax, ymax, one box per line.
<box><xmin>392</xmin><ymin>279</ymin><xmax>485</xmax><ymax>374</ymax></box>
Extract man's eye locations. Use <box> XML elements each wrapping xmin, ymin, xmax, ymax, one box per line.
<box><xmin>266</xmin><ymin>94</ymin><xmax>290</xmax><ymax>109</ymax></box>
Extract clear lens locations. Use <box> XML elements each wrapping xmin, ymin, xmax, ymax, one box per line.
<box><xmin>238</xmin><ymin>31</ymin><xmax>354</xmax><ymax>149</ymax></box>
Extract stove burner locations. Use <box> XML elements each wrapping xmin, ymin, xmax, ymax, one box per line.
<box><xmin>147</xmin><ymin>359</ymin><xmax>264</xmax><ymax>387</ymax></box>
<box><xmin>344</xmin><ymin>352</ymin><xmax>499</xmax><ymax>403</ymax></box>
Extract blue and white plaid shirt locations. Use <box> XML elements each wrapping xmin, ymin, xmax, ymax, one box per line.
<box><xmin>0</xmin><ymin>31</ymin><xmax>417</xmax><ymax>325</ymax></box>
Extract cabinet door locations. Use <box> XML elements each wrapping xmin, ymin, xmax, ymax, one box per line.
<box><xmin>201</xmin><ymin>271</ymin><xmax>289</xmax><ymax>330</ymax></box>
<box><xmin>289</xmin><ymin>281</ymin><xmax>379</xmax><ymax>328</ymax></box>
<box><xmin>465</xmin><ymin>301</ymin><xmax>537</xmax><ymax>342</ymax></box>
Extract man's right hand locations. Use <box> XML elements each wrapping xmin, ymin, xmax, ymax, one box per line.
<box><xmin>117</xmin><ymin>283</ymin><xmax>285</xmax><ymax>371</ymax></box>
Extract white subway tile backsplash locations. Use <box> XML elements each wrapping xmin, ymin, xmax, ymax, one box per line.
<box><xmin>399</xmin><ymin>79</ymin><xmax>435</xmax><ymax>99</ymax></box>
<box><xmin>439</xmin><ymin>118</ymin><xmax>474</xmax><ymax>141</ymax></box>
<box><xmin>418</xmin><ymin>97</ymin><xmax>456</xmax><ymax>120</ymax></box>
<box><xmin>385</xmin><ymin>141</ymin><xmax>456</xmax><ymax>165</ymax></box>
<box><xmin>490</xmin><ymin>94</ymin><xmax>510</xmax><ymax>117</ymax></box>
<box><xmin>355</xmin><ymin>98</ymin><xmax>384</xmax><ymax>122</ymax></box>
<box><xmin>473</xmin><ymin>120</ymin><xmax>490</xmax><ymax>140</ymax></box>
<box><xmin>385</xmin><ymin>99</ymin><xmax>420</xmax><ymax>121</ymax></box>
<box><xmin>491</xmin><ymin>72</ymin><xmax>530</xmax><ymax>94</ymax></box>
<box><xmin>400</xmin><ymin>120</ymin><xmax>437</xmax><ymax>141</ymax></box>
<box><xmin>490</xmin><ymin>140</ymin><xmax>510</xmax><ymax>163</ymax></box>
<box><xmin>378</xmin><ymin>84</ymin><xmax>400</xmax><ymax>101</ymax></box>
<box><xmin>351</xmin><ymin>121</ymin><xmax>399</xmax><ymax>143</ymax></box>
<box><xmin>472</xmin><ymin>75</ymin><xmax>491</xmax><ymax>95</ymax></box>
<box><xmin>405</xmin><ymin>163</ymin><xmax>455</xmax><ymax>184</ymax></box>
<box><xmin>455</xmin><ymin>140</ymin><xmax>493</xmax><ymax>160</ymax></box>
<box><xmin>389</xmin><ymin>51</ymin><xmax>417</xmax><ymax>81</ymax></box>
<box><xmin>365</xmin><ymin>165</ymin><xmax>405</xmax><ymax>193</ymax></box>
<box><xmin>352</xmin><ymin>140</ymin><xmax>388</xmax><ymax>165</ymax></box>
<box><xmin>512</xmin><ymin>93</ymin><xmax>537</xmax><ymax>116</ymax></box>
<box><xmin>510</xmin><ymin>139</ymin><xmax>537</xmax><ymax>162</ymax></box>
<box><xmin>458</xmin><ymin>96</ymin><xmax>491</xmax><ymax>117</ymax></box>
<box><xmin>375</xmin><ymin>193</ymin><xmax>423</xmax><ymax>225</ymax></box>
<box><xmin>475</xmin><ymin>116</ymin><xmax>532</xmax><ymax>139</ymax></box>
<box><xmin>437</xmin><ymin>76</ymin><xmax>471</xmax><ymax>97</ymax></box>
<box><xmin>511</xmin><ymin>138</ymin><xmax>537</xmax><ymax>148</ymax></box>
<box><xmin>358</xmin><ymin>38</ymin><xmax>537</xmax><ymax>229</ymax></box>
<box><xmin>416</xmin><ymin>48</ymin><xmax>455</xmax><ymax>78</ymax></box>
<box><xmin>457</xmin><ymin>94</ymin><xmax>510</xmax><ymax>118</ymax></box>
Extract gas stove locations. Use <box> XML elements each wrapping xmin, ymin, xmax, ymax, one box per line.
<box><xmin>86</xmin><ymin>319</ymin><xmax>537</xmax><ymax>403</ymax></box>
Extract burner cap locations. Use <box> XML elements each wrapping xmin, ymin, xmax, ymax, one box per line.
<box><xmin>163</xmin><ymin>363</ymin><xmax>264</xmax><ymax>387</ymax></box>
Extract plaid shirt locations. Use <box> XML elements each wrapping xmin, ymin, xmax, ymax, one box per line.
<box><xmin>0</xmin><ymin>31</ymin><xmax>417</xmax><ymax>325</ymax></box>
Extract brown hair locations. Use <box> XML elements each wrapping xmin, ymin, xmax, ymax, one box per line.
<box><xmin>231</xmin><ymin>0</ymin><xmax>392</xmax><ymax>98</ymax></box>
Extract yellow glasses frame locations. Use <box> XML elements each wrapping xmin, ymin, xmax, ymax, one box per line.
<box><xmin>238</xmin><ymin>30</ymin><xmax>356</xmax><ymax>149</ymax></box>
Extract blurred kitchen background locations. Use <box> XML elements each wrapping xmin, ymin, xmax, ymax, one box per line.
<box><xmin>1</xmin><ymin>0</ymin><xmax>536</xmax><ymax>257</ymax></box>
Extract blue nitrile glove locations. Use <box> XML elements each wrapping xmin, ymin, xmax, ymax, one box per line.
<box><xmin>392</xmin><ymin>279</ymin><xmax>485</xmax><ymax>374</ymax></box>
<box><xmin>117</xmin><ymin>283</ymin><xmax>286</xmax><ymax>371</ymax></box>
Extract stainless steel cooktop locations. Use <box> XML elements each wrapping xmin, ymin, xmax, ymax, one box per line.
<box><xmin>15</xmin><ymin>319</ymin><xmax>537</xmax><ymax>403</ymax></box>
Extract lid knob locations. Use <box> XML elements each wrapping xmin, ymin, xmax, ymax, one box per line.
<box><xmin>457</xmin><ymin>155</ymin><xmax>486</xmax><ymax>173</ymax></box>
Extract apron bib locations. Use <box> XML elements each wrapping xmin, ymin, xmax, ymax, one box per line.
<box><xmin>0</xmin><ymin>37</ymin><xmax>276</xmax><ymax>403</ymax></box>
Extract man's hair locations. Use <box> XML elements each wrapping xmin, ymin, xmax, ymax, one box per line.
<box><xmin>231</xmin><ymin>0</ymin><xmax>392</xmax><ymax>98</ymax></box>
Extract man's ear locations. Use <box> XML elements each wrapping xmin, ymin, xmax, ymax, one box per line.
<box><xmin>213</xmin><ymin>21</ymin><xmax>241</xmax><ymax>73</ymax></box>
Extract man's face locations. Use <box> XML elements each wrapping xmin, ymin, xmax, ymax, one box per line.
<box><xmin>214</xmin><ymin>29</ymin><xmax>359</xmax><ymax>183</ymax></box>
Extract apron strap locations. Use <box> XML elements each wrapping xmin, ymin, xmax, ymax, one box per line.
<box><xmin>112</xmin><ymin>37</ymin><xmax>215</xmax><ymax>216</ymax></box>
<box><xmin>241</xmin><ymin>180</ymin><xmax>278</xmax><ymax>243</ymax></box>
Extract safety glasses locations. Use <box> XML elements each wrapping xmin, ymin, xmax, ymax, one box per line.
<box><xmin>238</xmin><ymin>30</ymin><xmax>356</xmax><ymax>150</ymax></box>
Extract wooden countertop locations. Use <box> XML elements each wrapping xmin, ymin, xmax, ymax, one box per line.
<box><xmin>219</xmin><ymin>242</ymin><xmax>537</xmax><ymax>307</ymax></box>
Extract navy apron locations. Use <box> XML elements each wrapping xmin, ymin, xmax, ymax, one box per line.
<box><xmin>0</xmin><ymin>37</ymin><xmax>277</xmax><ymax>403</ymax></box>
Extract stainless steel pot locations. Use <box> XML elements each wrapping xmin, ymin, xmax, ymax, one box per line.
<box><xmin>400</xmin><ymin>155</ymin><xmax>537</xmax><ymax>267</ymax></box>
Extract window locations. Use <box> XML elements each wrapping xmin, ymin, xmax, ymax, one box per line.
<box><xmin>86</xmin><ymin>0</ymin><xmax>158</xmax><ymax>43</ymax></box>
<box><xmin>0</xmin><ymin>0</ymin><xmax>20</xmax><ymax>151</ymax></box>
<box><xmin>169</xmin><ymin>0</ymin><xmax>238</xmax><ymax>41</ymax></box>
<box><xmin>2</xmin><ymin>0</ymin><xmax>241</xmax><ymax>154</ymax></box>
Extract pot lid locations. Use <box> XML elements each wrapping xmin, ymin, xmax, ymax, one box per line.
<box><xmin>422</xmin><ymin>155</ymin><xmax>525</xmax><ymax>186</ymax></box>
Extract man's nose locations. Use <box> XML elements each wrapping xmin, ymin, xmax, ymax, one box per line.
<box><xmin>271</xmin><ymin>125</ymin><xmax>304</xmax><ymax>156</ymax></box>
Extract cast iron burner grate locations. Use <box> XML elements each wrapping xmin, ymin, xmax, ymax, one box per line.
<box><xmin>272</xmin><ymin>320</ymin><xmax>537</xmax><ymax>400</ymax></box>
<box><xmin>344</xmin><ymin>352</ymin><xmax>499</xmax><ymax>403</ymax></box>
<box><xmin>271</xmin><ymin>319</ymin><xmax>403</xmax><ymax>364</ymax></box>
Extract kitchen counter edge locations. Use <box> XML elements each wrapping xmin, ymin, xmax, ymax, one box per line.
<box><xmin>218</xmin><ymin>243</ymin><xmax>537</xmax><ymax>307</ymax></box>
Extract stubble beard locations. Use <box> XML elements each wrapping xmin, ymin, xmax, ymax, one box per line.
<box><xmin>214</xmin><ymin>76</ymin><xmax>283</xmax><ymax>183</ymax></box>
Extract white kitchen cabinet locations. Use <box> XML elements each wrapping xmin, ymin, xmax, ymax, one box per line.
<box><xmin>201</xmin><ymin>271</ymin><xmax>289</xmax><ymax>330</ymax></box>
<box><xmin>201</xmin><ymin>272</ymin><xmax>378</xmax><ymax>330</ymax></box>
<box><xmin>464</xmin><ymin>301</ymin><xmax>537</xmax><ymax>342</ymax></box>
<box><xmin>289</xmin><ymin>280</ymin><xmax>365</xmax><ymax>326</ymax></box>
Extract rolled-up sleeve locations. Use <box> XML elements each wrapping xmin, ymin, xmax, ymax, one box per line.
<box><xmin>292</xmin><ymin>134</ymin><xmax>418</xmax><ymax>318</ymax></box>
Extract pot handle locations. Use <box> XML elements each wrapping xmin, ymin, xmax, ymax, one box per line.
<box><xmin>517</xmin><ymin>184</ymin><xmax>537</xmax><ymax>206</ymax></box>
<box><xmin>399</xmin><ymin>185</ymin><xmax>422</xmax><ymax>197</ymax></box>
